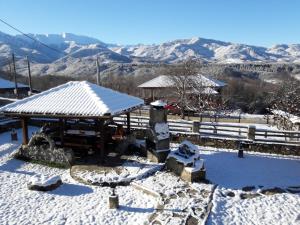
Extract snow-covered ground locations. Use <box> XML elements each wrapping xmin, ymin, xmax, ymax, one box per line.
<box><xmin>208</xmin><ymin>188</ymin><xmax>300</xmax><ymax>225</ymax></box>
<box><xmin>200</xmin><ymin>146</ymin><xmax>300</xmax><ymax>225</ymax></box>
<box><xmin>0</xmin><ymin>128</ymin><xmax>299</xmax><ymax>225</ymax></box>
<box><xmin>200</xmin><ymin>146</ymin><xmax>300</xmax><ymax>189</ymax></box>
<box><xmin>0</xmin><ymin>128</ymin><xmax>157</xmax><ymax>225</ymax></box>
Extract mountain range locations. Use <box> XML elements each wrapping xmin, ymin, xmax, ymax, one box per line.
<box><xmin>0</xmin><ymin>31</ymin><xmax>300</xmax><ymax>76</ymax></box>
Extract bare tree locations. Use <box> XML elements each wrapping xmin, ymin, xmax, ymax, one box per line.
<box><xmin>166</xmin><ymin>60</ymin><xmax>199</xmax><ymax>119</ymax></box>
<box><xmin>269</xmin><ymin>77</ymin><xmax>300</xmax><ymax>116</ymax></box>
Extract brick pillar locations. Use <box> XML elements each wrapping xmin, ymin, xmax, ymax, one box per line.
<box><xmin>192</xmin><ymin>121</ymin><xmax>200</xmax><ymax>133</ymax></box>
<box><xmin>248</xmin><ymin>125</ymin><xmax>256</xmax><ymax>140</ymax></box>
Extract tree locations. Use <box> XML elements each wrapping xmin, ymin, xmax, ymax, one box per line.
<box><xmin>268</xmin><ymin>77</ymin><xmax>300</xmax><ymax>116</ymax></box>
<box><xmin>166</xmin><ymin>60</ymin><xmax>199</xmax><ymax>119</ymax></box>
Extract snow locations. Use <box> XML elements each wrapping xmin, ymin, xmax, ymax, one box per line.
<box><xmin>138</xmin><ymin>74</ymin><xmax>226</xmax><ymax>88</ymax></box>
<box><xmin>0</xmin><ymin>128</ymin><xmax>299</xmax><ymax>224</ymax></box>
<box><xmin>208</xmin><ymin>188</ymin><xmax>300</xmax><ymax>225</ymax></box>
<box><xmin>168</xmin><ymin>140</ymin><xmax>205</xmax><ymax>172</ymax></box>
<box><xmin>0</xmin><ymin>128</ymin><xmax>157</xmax><ymax>225</ymax></box>
<box><xmin>74</xmin><ymin>157</ymin><xmax>163</xmax><ymax>184</ymax></box>
<box><xmin>200</xmin><ymin>147</ymin><xmax>300</xmax><ymax>189</ymax></box>
<box><xmin>272</xmin><ymin>109</ymin><xmax>300</xmax><ymax>124</ymax></box>
<box><xmin>154</xmin><ymin>122</ymin><xmax>169</xmax><ymax>140</ymax></box>
<box><xmin>150</xmin><ymin>100</ymin><xmax>166</xmax><ymax>107</ymax></box>
<box><xmin>209</xmin><ymin>189</ymin><xmax>300</xmax><ymax>225</ymax></box>
<box><xmin>28</xmin><ymin>174</ymin><xmax>61</xmax><ymax>187</ymax></box>
<box><xmin>0</xmin><ymin>81</ymin><xmax>144</xmax><ymax>117</ymax></box>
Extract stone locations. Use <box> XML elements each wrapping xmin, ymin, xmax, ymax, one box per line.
<box><xmin>147</xmin><ymin>149</ymin><xmax>170</xmax><ymax>163</ymax></box>
<box><xmin>226</xmin><ymin>191</ymin><xmax>235</xmax><ymax>197</ymax></box>
<box><xmin>247</xmin><ymin>125</ymin><xmax>256</xmax><ymax>140</ymax></box>
<box><xmin>242</xmin><ymin>186</ymin><xmax>256</xmax><ymax>192</ymax></box>
<box><xmin>240</xmin><ymin>193</ymin><xmax>260</xmax><ymax>199</ymax></box>
<box><xmin>27</xmin><ymin>175</ymin><xmax>62</xmax><ymax>191</ymax></box>
<box><xmin>286</xmin><ymin>188</ymin><xmax>300</xmax><ymax>194</ymax></box>
<box><xmin>108</xmin><ymin>195</ymin><xmax>119</xmax><ymax>209</ymax></box>
<box><xmin>261</xmin><ymin>187</ymin><xmax>286</xmax><ymax>195</ymax></box>
<box><xmin>17</xmin><ymin>133</ymin><xmax>74</xmax><ymax>167</ymax></box>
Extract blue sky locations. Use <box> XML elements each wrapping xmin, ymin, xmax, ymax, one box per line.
<box><xmin>0</xmin><ymin>0</ymin><xmax>299</xmax><ymax>46</ymax></box>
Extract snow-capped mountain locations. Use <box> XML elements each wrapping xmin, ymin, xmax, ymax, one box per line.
<box><xmin>1</xmin><ymin>31</ymin><xmax>300</xmax><ymax>76</ymax></box>
<box><xmin>0</xmin><ymin>31</ymin><xmax>129</xmax><ymax>64</ymax></box>
<box><xmin>110</xmin><ymin>37</ymin><xmax>300</xmax><ymax>63</ymax></box>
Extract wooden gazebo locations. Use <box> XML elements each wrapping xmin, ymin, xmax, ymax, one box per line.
<box><xmin>138</xmin><ymin>74</ymin><xmax>226</xmax><ymax>100</ymax></box>
<box><xmin>0</xmin><ymin>81</ymin><xmax>144</xmax><ymax>161</ymax></box>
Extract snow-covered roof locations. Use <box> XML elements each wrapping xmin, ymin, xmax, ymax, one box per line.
<box><xmin>188</xmin><ymin>87</ymin><xmax>218</xmax><ymax>95</ymax></box>
<box><xmin>0</xmin><ymin>78</ymin><xmax>28</xmax><ymax>89</ymax></box>
<box><xmin>0</xmin><ymin>81</ymin><xmax>144</xmax><ymax>117</ymax></box>
<box><xmin>138</xmin><ymin>74</ymin><xmax>226</xmax><ymax>88</ymax></box>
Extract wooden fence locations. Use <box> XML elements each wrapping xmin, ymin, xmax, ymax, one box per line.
<box><xmin>0</xmin><ymin>115</ymin><xmax>299</xmax><ymax>145</ymax></box>
<box><xmin>114</xmin><ymin>115</ymin><xmax>300</xmax><ymax>145</ymax></box>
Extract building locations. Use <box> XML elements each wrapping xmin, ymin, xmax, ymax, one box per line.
<box><xmin>0</xmin><ymin>81</ymin><xmax>144</xmax><ymax>165</ymax></box>
<box><xmin>0</xmin><ymin>77</ymin><xmax>31</xmax><ymax>106</ymax></box>
<box><xmin>138</xmin><ymin>74</ymin><xmax>226</xmax><ymax>102</ymax></box>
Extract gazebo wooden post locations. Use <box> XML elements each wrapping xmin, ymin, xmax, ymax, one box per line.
<box><xmin>151</xmin><ymin>89</ymin><xmax>154</xmax><ymax>101</ymax></box>
<box><xmin>59</xmin><ymin>118</ymin><xmax>64</xmax><ymax>147</ymax></box>
<box><xmin>21</xmin><ymin>117</ymin><xmax>29</xmax><ymax>145</ymax></box>
<box><xmin>99</xmin><ymin>118</ymin><xmax>105</xmax><ymax>163</ymax></box>
<box><xmin>126</xmin><ymin>112</ymin><xmax>130</xmax><ymax>134</ymax></box>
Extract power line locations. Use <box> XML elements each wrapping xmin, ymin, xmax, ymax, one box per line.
<box><xmin>0</xmin><ymin>18</ymin><xmax>64</xmax><ymax>55</ymax></box>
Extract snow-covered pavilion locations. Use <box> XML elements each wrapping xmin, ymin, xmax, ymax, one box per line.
<box><xmin>138</xmin><ymin>74</ymin><xmax>226</xmax><ymax>100</ymax></box>
<box><xmin>0</xmin><ymin>81</ymin><xmax>144</xmax><ymax>161</ymax></box>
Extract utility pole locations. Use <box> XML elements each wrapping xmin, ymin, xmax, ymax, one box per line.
<box><xmin>96</xmin><ymin>57</ymin><xmax>101</xmax><ymax>86</ymax></box>
<box><xmin>26</xmin><ymin>56</ymin><xmax>33</xmax><ymax>95</ymax></box>
<box><xmin>8</xmin><ymin>61</ymin><xmax>12</xmax><ymax>79</ymax></box>
<box><xmin>12</xmin><ymin>53</ymin><xmax>19</xmax><ymax>98</ymax></box>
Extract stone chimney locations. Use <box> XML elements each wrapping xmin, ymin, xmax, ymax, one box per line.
<box><xmin>146</xmin><ymin>100</ymin><xmax>170</xmax><ymax>162</ymax></box>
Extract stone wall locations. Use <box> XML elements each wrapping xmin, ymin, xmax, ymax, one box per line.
<box><xmin>16</xmin><ymin>133</ymin><xmax>74</xmax><ymax>167</ymax></box>
<box><xmin>177</xmin><ymin>136</ymin><xmax>300</xmax><ymax>156</ymax></box>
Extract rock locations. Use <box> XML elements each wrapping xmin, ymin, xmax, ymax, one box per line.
<box><xmin>286</xmin><ymin>188</ymin><xmax>300</xmax><ymax>194</ymax></box>
<box><xmin>27</xmin><ymin>175</ymin><xmax>62</xmax><ymax>191</ymax></box>
<box><xmin>226</xmin><ymin>191</ymin><xmax>235</xmax><ymax>197</ymax></box>
<box><xmin>186</xmin><ymin>215</ymin><xmax>199</xmax><ymax>225</ymax></box>
<box><xmin>261</xmin><ymin>187</ymin><xmax>286</xmax><ymax>195</ymax></box>
<box><xmin>242</xmin><ymin>186</ymin><xmax>256</xmax><ymax>192</ymax></box>
<box><xmin>240</xmin><ymin>193</ymin><xmax>260</xmax><ymax>199</ymax></box>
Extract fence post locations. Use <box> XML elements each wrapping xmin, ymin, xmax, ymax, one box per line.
<box><xmin>213</xmin><ymin>126</ymin><xmax>217</xmax><ymax>134</ymax></box>
<box><xmin>247</xmin><ymin>125</ymin><xmax>256</xmax><ymax>140</ymax></box>
<box><xmin>192</xmin><ymin>121</ymin><xmax>200</xmax><ymax>133</ymax></box>
<box><xmin>264</xmin><ymin>131</ymin><xmax>267</xmax><ymax>138</ymax></box>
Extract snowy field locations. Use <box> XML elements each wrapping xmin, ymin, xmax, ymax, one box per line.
<box><xmin>0</xmin><ymin>128</ymin><xmax>299</xmax><ymax>224</ymax></box>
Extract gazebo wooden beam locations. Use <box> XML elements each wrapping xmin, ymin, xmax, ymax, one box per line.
<box><xmin>99</xmin><ymin>119</ymin><xmax>105</xmax><ymax>164</ymax></box>
<box><xmin>21</xmin><ymin>117</ymin><xmax>29</xmax><ymax>145</ymax></box>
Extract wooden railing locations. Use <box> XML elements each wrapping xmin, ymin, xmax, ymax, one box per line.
<box><xmin>114</xmin><ymin>115</ymin><xmax>300</xmax><ymax>145</ymax></box>
<box><xmin>0</xmin><ymin>115</ymin><xmax>298</xmax><ymax>145</ymax></box>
